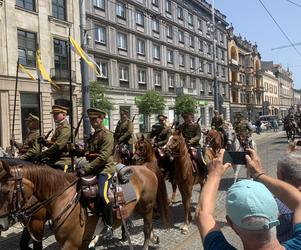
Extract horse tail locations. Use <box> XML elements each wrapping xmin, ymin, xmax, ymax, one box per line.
<box><xmin>155</xmin><ymin>168</ymin><xmax>171</xmax><ymax>229</ymax></box>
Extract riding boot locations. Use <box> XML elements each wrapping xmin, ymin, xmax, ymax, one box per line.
<box><xmin>102</xmin><ymin>203</ymin><xmax>114</xmax><ymax>240</ymax></box>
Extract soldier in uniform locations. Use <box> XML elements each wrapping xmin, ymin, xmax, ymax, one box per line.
<box><xmin>179</xmin><ymin>112</ymin><xmax>202</xmax><ymax>148</ymax></box>
<box><xmin>150</xmin><ymin>114</ymin><xmax>172</xmax><ymax>147</ymax></box>
<box><xmin>38</xmin><ymin>105</ymin><xmax>72</xmax><ymax>172</ymax></box>
<box><xmin>11</xmin><ymin>114</ymin><xmax>40</xmax><ymax>161</ymax></box>
<box><xmin>211</xmin><ymin>110</ymin><xmax>224</xmax><ymax>131</ymax></box>
<box><xmin>78</xmin><ymin>108</ymin><xmax>116</xmax><ymax>239</ymax></box>
<box><xmin>233</xmin><ymin>113</ymin><xmax>253</xmax><ymax>148</ymax></box>
<box><xmin>114</xmin><ymin>109</ymin><xmax>134</xmax><ymax>150</ymax></box>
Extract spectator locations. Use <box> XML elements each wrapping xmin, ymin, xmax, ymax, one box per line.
<box><xmin>196</xmin><ymin>148</ymin><xmax>301</xmax><ymax>250</ymax></box>
<box><xmin>255</xmin><ymin>119</ymin><xmax>261</xmax><ymax>134</ymax></box>
<box><xmin>276</xmin><ymin>152</ymin><xmax>301</xmax><ymax>243</ymax></box>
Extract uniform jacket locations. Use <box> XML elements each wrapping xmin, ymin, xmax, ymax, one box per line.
<box><xmin>150</xmin><ymin>123</ymin><xmax>171</xmax><ymax>146</ymax></box>
<box><xmin>18</xmin><ymin>130</ymin><xmax>39</xmax><ymax>161</ymax></box>
<box><xmin>85</xmin><ymin>126</ymin><xmax>116</xmax><ymax>175</ymax></box>
<box><xmin>211</xmin><ymin>116</ymin><xmax>224</xmax><ymax>130</ymax></box>
<box><xmin>40</xmin><ymin>120</ymin><xmax>71</xmax><ymax>165</ymax></box>
<box><xmin>179</xmin><ymin>122</ymin><xmax>201</xmax><ymax>147</ymax></box>
<box><xmin>234</xmin><ymin>119</ymin><xmax>252</xmax><ymax>138</ymax></box>
<box><xmin>114</xmin><ymin>119</ymin><xmax>134</xmax><ymax>145</ymax></box>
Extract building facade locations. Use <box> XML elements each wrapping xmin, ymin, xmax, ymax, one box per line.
<box><xmin>86</xmin><ymin>0</ymin><xmax>230</xmax><ymax>131</ymax></box>
<box><xmin>293</xmin><ymin>88</ymin><xmax>301</xmax><ymax>107</ymax></box>
<box><xmin>227</xmin><ymin>27</ymin><xmax>264</xmax><ymax>121</ymax></box>
<box><xmin>0</xmin><ymin>0</ymin><xmax>82</xmax><ymax>148</ymax></box>
<box><xmin>262</xmin><ymin>70</ymin><xmax>279</xmax><ymax>116</ymax></box>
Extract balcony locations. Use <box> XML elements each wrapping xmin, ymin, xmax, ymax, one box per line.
<box><xmin>255</xmin><ymin>86</ymin><xmax>264</xmax><ymax>92</ymax></box>
<box><xmin>230</xmin><ymin>81</ymin><xmax>242</xmax><ymax>89</ymax></box>
<box><xmin>229</xmin><ymin>59</ymin><xmax>239</xmax><ymax>70</ymax></box>
<box><xmin>50</xmin><ymin>68</ymin><xmax>76</xmax><ymax>82</ymax></box>
<box><xmin>176</xmin><ymin>87</ymin><xmax>197</xmax><ymax>96</ymax></box>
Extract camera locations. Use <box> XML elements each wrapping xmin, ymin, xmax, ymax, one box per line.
<box><xmin>223</xmin><ymin>151</ymin><xmax>248</xmax><ymax>165</ymax></box>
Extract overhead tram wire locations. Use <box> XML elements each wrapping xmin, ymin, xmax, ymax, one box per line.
<box><xmin>286</xmin><ymin>0</ymin><xmax>301</xmax><ymax>8</ymax></box>
<box><xmin>258</xmin><ymin>0</ymin><xmax>301</xmax><ymax>57</ymax></box>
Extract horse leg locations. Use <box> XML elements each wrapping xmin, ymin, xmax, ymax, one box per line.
<box><xmin>169</xmin><ymin>181</ymin><xmax>177</xmax><ymax>205</ymax></box>
<box><xmin>179</xmin><ymin>184</ymin><xmax>192</xmax><ymax>235</ymax></box>
<box><xmin>20</xmin><ymin>228</ymin><xmax>33</xmax><ymax>250</ymax></box>
<box><xmin>142</xmin><ymin>209</ymin><xmax>155</xmax><ymax>250</ymax></box>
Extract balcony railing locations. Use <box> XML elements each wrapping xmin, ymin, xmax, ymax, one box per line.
<box><xmin>176</xmin><ymin>87</ymin><xmax>197</xmax><ymax>96</ymax></box>
<box><xmin>50</xmin><ymin>68</ymin><xmax>76</xmax><ymax>82</ymax></box>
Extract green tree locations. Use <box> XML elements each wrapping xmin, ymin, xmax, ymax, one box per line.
<box><xmin>135</xmin><ymin>91</ymin><xmax>165</xmax><ymax>132</ymax></box>
<box><xmin>174</xmin><ymin>94</ymin><xmax>198</xmax><ymax>115</ymax></box>
<box><xmin>89</xmin><ymin>81</ymin><xmax>113</xmax><ymax>112</ymax></box>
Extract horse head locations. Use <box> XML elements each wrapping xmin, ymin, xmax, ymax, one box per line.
<box><xmin>133</xmin><ymin>135</ymin><xmax>153</xmax><ymax>164</ymax></box>
<box><xmin>223</xmin><ymin>127</ymin><xmax>238</xmax><ymax>150</ymax></box>
<box><xmin>164</xmin><ymin>130</ymin><xmax>184</xmax><ymax>154</ymax></box>
<box><xmin>0</xmin><ymin>161</ymin><xmax>34</xmax><ymax>231</ymax></box>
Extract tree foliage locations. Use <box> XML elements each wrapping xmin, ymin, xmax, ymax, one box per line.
<box><xmin>135</xmin><ymin>91</ymin><xmax>165</xmax><ymax>115</ymax></box>
<box><xmin>89</xmin><ymin>81</ymin><xmax>113</xmax><ymax>112</ymax></box>
<box><xmin>174</xmin><ymin>94</ymin><xmax>198</xmax><ymax>115</ymax></box>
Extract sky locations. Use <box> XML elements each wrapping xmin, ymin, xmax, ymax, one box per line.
<box><xmin>214</xmin><ymin>0</ymin><xmax>301</xmax><ymax>89</ymax></box>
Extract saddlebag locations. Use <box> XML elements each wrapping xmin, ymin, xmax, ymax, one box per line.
<box><xmin>79</xmin><ymin>175</ymin><xmax>99</xmax><ymax>199</ymax></box>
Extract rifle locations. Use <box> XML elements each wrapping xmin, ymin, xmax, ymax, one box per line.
<box><xmin>196</xmin><ymin>117</ymin><xmax>201</xmax><ymax>124</ymax></box>
<box><xmin>45</xmin><ymin>129</ymin><xmax>53</xmax><ymax>140</ymax></box>
<box><xmin>132</xmin><ymin>114</ymin><xmax>137</xmax><ymax>123</ymax></box>
<box><xmin>74</xmin><ymin>114</ymin><xmax>84</xmax><ymax>139</ymax></box>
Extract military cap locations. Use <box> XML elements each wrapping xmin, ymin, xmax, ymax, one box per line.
<box><xmin>120</xmin><ymin>108</ymin><xmax>129</xmax><ymax>115</ymax></box>
<box><xmin>50</xmin><ymin>105</ymin><xmax>68</xmax><ymax>114</ymax></box>
<box><xmin>181</xmin><ymin>112</ymin><xmax>193</xmax><ymax>118</ymax></box>
<box><xmin>157</xmin><ymin>114</ymin><xmax>168</xmax><ymax>120</ymax></box>
<box><xmin>25</xmin><ymin>113</ymin><xmax>40</xmax><ymax>122</ymax></box>
<box><xmin>87</xmin><ymin>108</ymin><xmax>107</xmax><ymax>117</ymax></box>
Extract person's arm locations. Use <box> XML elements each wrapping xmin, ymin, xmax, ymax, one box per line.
<box><xmin>119</xmin><ymin>121</ymin><xmax>133</xmax><ymax>143</ymax></box>
<box><xmin>189</xmin><ymin>124</ymin><xmax>202</xmax><ymax>145</ymax></box>
<box><xmin>196</xmin><ymin>149</ymin><xmax>231</xmax><ymax>240</ymax></box>
<box><xmin>246</xmin><ymin>148</ymin><xmax>301</xmax><ymax>225</ymax></box>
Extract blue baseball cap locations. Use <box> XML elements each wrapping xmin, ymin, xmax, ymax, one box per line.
<box><xmin>226</xmin><ymin>180</ymin><xmax>279</xmax><ymax>231</ymax></box>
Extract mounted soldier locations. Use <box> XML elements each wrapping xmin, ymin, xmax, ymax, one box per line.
<box><xmin>211</xmin><ymin>110</ymin><xmax>224</xmax><ymax>131</ymax></box>
<box><xmin>150</xmin><ymin>114</ymin><xmax>172</xmax><ymax>147</ymax></box>
<box><xmin>233</xmin><ymin>113</ymin><xmax>253</xmax><ymax>148</ymax></box>
<box><xmin>38</xmin><ymin>105</ymin><xmax>72</xmax><ymax>172</ymax></box>
<box><xmin>11</xmin><ymin>113</ymin><xmax>40</xmax><ymax>161</ymax></box>
<box><xmin>76</xmin><ymin>108</ymin><xmax>116</xmax><ymax>239</ymax></box>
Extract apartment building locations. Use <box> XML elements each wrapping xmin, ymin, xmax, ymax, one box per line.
<box><xmin>0</xmin><ymin>0</ymin><xmax>82</xmax><ymax>148</ymax></box>
<box><xmin>262</xmin><ymin>70</ymin><xmax>279</xmax><ymax>116</ymax></box>
<box><xmin>86</xmin><ymin>0</ymin><xmax>230</xmax><ymax>130</ymax></box>
<box><xmin>293</xmin><ymin>88</ymin><xmax>301</xmax><ymax>107</ymax></box>
<box><xmin>227</xmin><ymin>26</ymin><xmax>264</xmax><ymax>121</ymax></box>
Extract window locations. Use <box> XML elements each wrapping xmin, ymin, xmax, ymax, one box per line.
<box><xmin>199</xmin><ymin>39</ymin><xmax>203</xmax><ymax>52</ymax></box>
<box><xmin>95</xmin><ymin>26</ymin><xmax>106</xmax><ymax>44</ymax></box>
<box><xmin>16</xmin><ymin>0</ymin><xmax>35</xmax><ymax>11</ymax></box>
<box><xmin>208</xmin><ymin>63</ymin><xmax>212</xmax><ymax>74</ymax></box>
<box><xmin>166</xmin><ymin>25</ymin><xmax>173</xmax><ymax>38</ymax></box>
<box><xmin>97</xmin><ymin>61</ymin><xmax>108</xmax><ymax>78</ymax></box>
<box><xmin>188</xmin><ymin>13</ymin><xmax>194</xmax><ymax>26</ymax></box>
<box><xmin>166</xmin><ymin>0</ymin><xmax>172</xmax><ymax>13</ymax></box>
<box><xmin>153</xmin><ymin>44</ymin><xmax>161</xmax><ymax>59</ymax></box>
<box><xmin>208</xmin><ymin>82</ymin><xmax>213</xmax><ymax>95</ymax></box>
<box><xmin>137</xmin><ymin>39</ymin><xmax>145</xmax><ymax>55</ymax></box>
<box><xmin>168</xmin><ymin>73</ymin><xmax>174</xmax><ymax>87</ymax></box>
<box><xmin>191</xmin><ymin>78</ymin><xmax>196</xmax><ymax>89</ymax></box>
<box><xmin>117</xmin><ymin>32</ymin><xmax>127</xmax><ymax>50</ymax></box>
<box><xmin>167</xmin><ymin>49</ymin><xmax>173</xmax><ymax>64</ymax></box>
<box><xmin>18</xmin><ymin>29</ymin><xmax>36</xmax><ymax>67</ymax></box>
<box><xmin>222</xmin><ymin>67</ymin><xmax>226</xmax><ymax>77</ymax></box>
<box><xmin>116</xmin><ymin>1</ymin><xmax>126</xmax><ymax>19</ymax></box>
<box><xmin>190</xmin><ymin>57</ymin><xmax>195</xmax><ymax>69</ymax></box>
<box><xmin>207</xmin><ymin>43</ymin><xmax>212</xmax><ymax>55</ymax></box>
<box><xmin>179</xmin><ymin>53</ymin><xmax>185</xmax><ymax>66</ymax></box>
<box><xmin>221</xmin><ymin>50</ymin><xmax>225</xmax><ymax>61</ymax></box>
<box><xmin>198</xmin><ymin>19</ymin><xmax>203</xmax><ymax>32</ymax></box>
<box><xmin>52</xmin><ymin>0</ymin><xmax>66</xmax><ymax>21</ymax></box>
<box><xmin>53</xmin><ymin>39</ymin><xmax>69</xmax><ymax>80</ymax></box>
<box><xmin>152</xmin><ymin>0</ymin><xmax>159</xmax><ymax>6</ymax></box>
<box><xmin>189</xmin><ymin>34</ymin><xmax>194</xmax><ymax>48</ymax></box>
<box><xmin>152</xmin><ymin>18</ymin><xmax>160</xmax><ymax>33</ymax></box>
<box><xmin>200</xmin><ymin>81</ymin><xmax>205</xmax><ymax>95</ymax></box>
<box><xmin>199</xmin><ymin>60</ymin><xmax>204</xmax><ymax>72</ymax></box>
<box><xmin>136</xmin><ymin>10</ymin><xmax>144</xmax><ymax>27</ymax></box>
<box><xmin>177</xmin><ymin>6</ymin><xmax>183</xmax><ymax>20</ymax></box>
<box><xmin>220</xmin><ymin>32</ymin><xmax>224</xmax><ymax>44</ymax></box>
<box><xmin>138</xmin><ymin>68</ymin><xmax>146</xmax><ymax>84</ymax></box>
<box><xmin>180</xmin><ymin>75</ymin><xmax>186</xmax><ymax>87</ymax></box>
<box><xmin>154</xmin><ymin>71</ymin><xmax>161</xmax><ymax>86</ymax></box>
<box><xmin>178</xmin><ymin>30</ymin><xmax>184</xmax><ymax>44</ymax></box>
<box><xmin>119</xmin><ymin>65</ymin><xmax>129</xmax><ymax>81</ymax></box>
<box><xmin>93</xmin><ymin>0</ymin><xmax>105</xmax><ymax>10</ymax></box>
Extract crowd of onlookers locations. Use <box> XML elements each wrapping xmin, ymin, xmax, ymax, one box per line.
<box><xmin>196</xmin><ymin>140</ymin><xmax>301</xmax><ymax>250</ymax></box>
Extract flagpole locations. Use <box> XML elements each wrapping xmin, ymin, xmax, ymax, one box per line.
<box><xmin>68</xmin><ymin>28</ymin><xmax>74</xmax><ymax>168</ymax></box>
<box><xmin>11</xmin><ymin>59</ymin><xmax>19</xmax><ymax>157</ymax></box>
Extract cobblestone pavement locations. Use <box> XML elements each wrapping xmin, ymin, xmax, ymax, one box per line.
<box><xmin>0</xmin><ymin>130</ymin><xmax>289</xmax><ymax>249</ymax></box>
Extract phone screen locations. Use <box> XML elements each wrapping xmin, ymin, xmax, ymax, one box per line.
<box><xmin>223</xmin><ymin>151</ymin><xmax>247</xmax><ymax>165</ymax></box>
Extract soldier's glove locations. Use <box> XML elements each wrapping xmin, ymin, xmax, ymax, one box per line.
<box><xmin>37</xmin><ymin>136</ymin><xmax>47</xmax><ymax>146</ymax></box>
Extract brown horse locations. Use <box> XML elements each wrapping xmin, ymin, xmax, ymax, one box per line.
<box><xmin>0</xmin><ymin>160</ymin><xmax>168</xmax><ymax>250</ymax></box>
<box><xmin>164</xmin><ymin>130</ymin><xmax>214</xmax><ymax>234</ymax></box>
<box><xmin>204</xmin><ymin>128</ymin><xmax>225</xmax><ymax>153</ymax></box>
<box><xmin>132</xmin><ymin>135</ymin><xmax>171</xmax><ymax>227</ymax></box>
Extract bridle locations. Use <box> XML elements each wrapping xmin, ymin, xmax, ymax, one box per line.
<box><xmin>0</xmin><ymin>165</ymin><xmax>78</xmax><ymax>231</ymax></box>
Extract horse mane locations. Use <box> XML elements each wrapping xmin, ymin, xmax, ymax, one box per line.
<box><xmin>0</xmin><ymin>157</ymin><xmax>35</xmax><ymax>166</ymax></box>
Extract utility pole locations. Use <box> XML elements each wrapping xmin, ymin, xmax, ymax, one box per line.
<box><xmin>79</xmin><ymin>0</ymin><xmax>91</xmax><ymax>140</ymax></box>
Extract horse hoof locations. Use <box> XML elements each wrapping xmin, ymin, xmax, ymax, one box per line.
<box><xmin>120</xmin><ymin>235</ymin><xmax>127</xmax><ymax>242</ymax></box>
<box><xmin>151</xmin><ymin>235</ymin><xmax>160</xmax><ymax>244</ymax></box>
<box><xmin>181</xmin><ymin>228</ymin><xmax>189</xmax><ymax>235</ymax></box>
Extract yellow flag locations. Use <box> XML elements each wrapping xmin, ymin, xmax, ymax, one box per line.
<box><xmin>69</xmin><ymin>36</ymin><xmax>100</xmax><ymax>75</ymax></box>
<box><xmin>18</xmin><ymin>63</ymin><xmax>36</xmax><ymax>81</ymax></box>
<box><xmin>36</xmin><ymin>49</ymin><xmax>59</xmax><ymax>89</ymax></box>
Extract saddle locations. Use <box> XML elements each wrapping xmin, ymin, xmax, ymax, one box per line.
<box><xmin>189</xmin><ymin>147</ymin><xmax>207</xmax><ymax>176</ymax></box>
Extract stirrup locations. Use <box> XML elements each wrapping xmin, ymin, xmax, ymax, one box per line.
<box><xmin>102</xmin><ymin>226</ymin><xmax>113</xmax><ymax>240</ymax></box>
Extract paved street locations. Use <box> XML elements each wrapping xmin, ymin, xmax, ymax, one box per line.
<box><xmin>0</xmin><ymin>130</ymin><xmax>292</xmax><ymax>249</ymax></box>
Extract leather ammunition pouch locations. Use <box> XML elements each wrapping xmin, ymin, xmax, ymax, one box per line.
<box><xmin>79</xmin><ymin>175</ymin><xmax>99</xmax><ymax>199</ymax></box>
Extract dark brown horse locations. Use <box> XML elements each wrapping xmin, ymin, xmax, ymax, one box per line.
<box><xmin>132</xmin><ymin>135</ymin><xmax>171</xmax><ymax>227</ymax></box>
<box><xmin>0</xmin><ymin>160</ymin><xmax>169</xmax><ymax>250</ymax></box>
<box><xmin>164</xmin><ymin>130</ymin><xmax>214</xmax><ymax>234</ymax></box>
<box><xmin>204</xmin><ymin>128</ymin><xmax>225</xmax><ymax>153</ymax></box>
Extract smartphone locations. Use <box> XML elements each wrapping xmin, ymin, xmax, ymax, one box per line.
<box><xmin>296</xmin><ymin>140</ymin><xmax>301</xmax><ymax>146</ymax></box>
<box><xmin>223</xmin><ymin>151</ymin><xmax>247</xmax><ymax>165</ymax></box>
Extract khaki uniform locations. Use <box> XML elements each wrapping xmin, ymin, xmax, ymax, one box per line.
<box><xmin>179</xmin><ymin>122</ymin><xmax>202</xmax><ymax>148</ymax></box>
<box><xmin>85</xmin><ymin>126</ymin><xmax>116</xmax><ymax>175</ymax></box>
<box><xmin>114</xmin><ymin>119</ymin><xmax>134</xmax><ymax>145</ymax></box>
<box><xmin>40</xmin><ymin>120</ymin><xmax>71</xmax><ymax>166</ymax></box>
<box><xmin>234</xmin><ymin>119</ymin><xmax>252</xmax><ymax>139</ymax></box>
<box><xmin>150</xmin><ymin>123</ymin><xmax>171</xmax><ymax>146</ymax></box>
<box><xmin>18</xmin><ymin>130</ymin><xmax>39</xmax><ymax>161</ymax></box>
<box><xmin>211</xmin><ymin>116</ymin><xmax>224</xmax><ymax>130</ymax></box>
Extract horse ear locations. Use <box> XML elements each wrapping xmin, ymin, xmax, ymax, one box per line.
<box><xmin>177</xmin><ymin>130</ymin><xmax>183</xmax><ymax>136</ymax></box>
<box><xmin>141</xmin><ymin>134</ymin><xmax>145</xmax><ymax>141</ymax></box>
